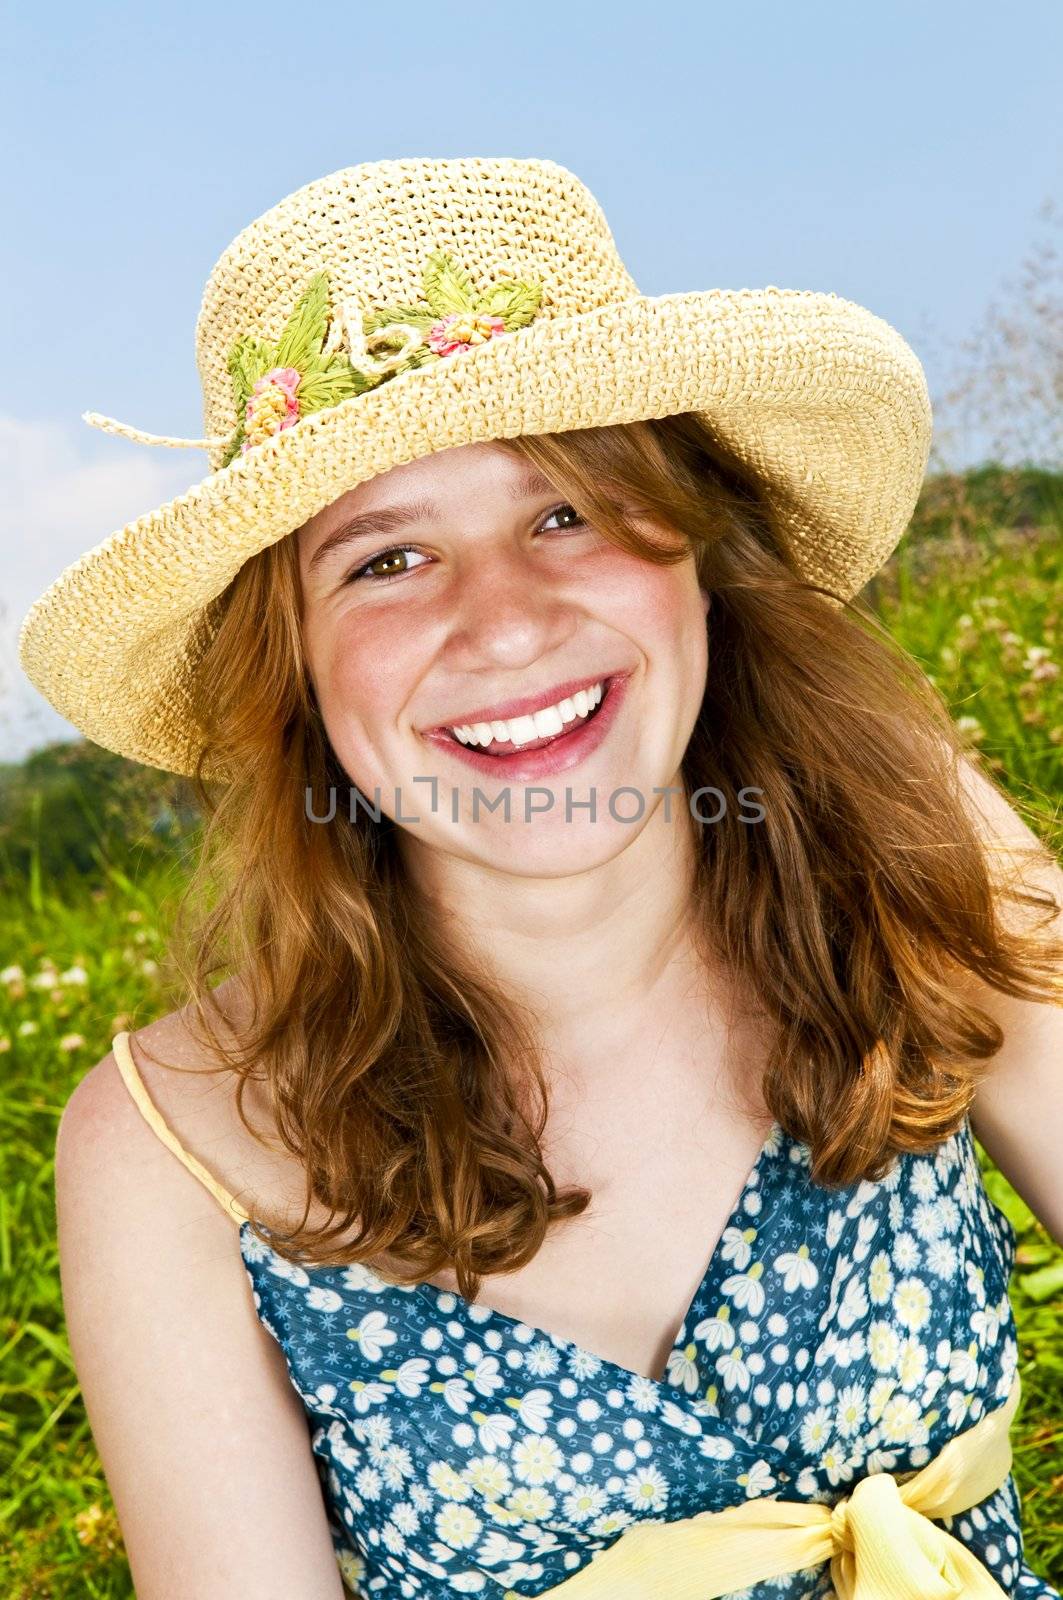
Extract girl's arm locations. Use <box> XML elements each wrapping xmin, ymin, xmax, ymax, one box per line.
<box><xmin>953</xmin><ymin>753</ymin><xmax>1063</xmax><ymax>1243</ymax></box>
<box><xmin>54</xmin><ymin>1050</ymin><xmax>348</xmax><ymax>1600</ymax></box>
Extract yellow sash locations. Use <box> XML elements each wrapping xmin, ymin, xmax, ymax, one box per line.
<box><xmin>509</xmin><ymin>1375</ymin><xmax>1021</xmax><ymax>1600</ymax></box>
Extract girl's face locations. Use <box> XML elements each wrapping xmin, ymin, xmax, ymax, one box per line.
<box><xmin>296</xmin><ymin>440</ymin><xmax>710</xmax><ymax>875</ymax></box>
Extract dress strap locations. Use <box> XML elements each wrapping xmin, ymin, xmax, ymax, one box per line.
<box><xmin>111</xmin><ymin>1031</ymin><xmax>251</xmax><ymax>1226</ymax></box>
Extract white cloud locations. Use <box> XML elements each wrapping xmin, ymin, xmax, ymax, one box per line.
<box><xmin>0</xmin><ymin>413</ymin><xmax>200</xmax><ymax>763</ymax></box>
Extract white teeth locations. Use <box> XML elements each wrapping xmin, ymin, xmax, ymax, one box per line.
<box><xmin>507</xmin><ymin>715</ymin><xmax>538</xmax><ymax>747</ymax></box>
<box><xmin>532</xmin><ymin>705</ymin><xmax>565</xmax><ymax>738</ymax></box>
<box><xmin>448</xmin><ymin>680</ymin><xmax>606</xmax><ymax>748</ymax></box>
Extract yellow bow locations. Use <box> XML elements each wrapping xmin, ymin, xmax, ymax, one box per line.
<box><xmin>513</xmin><ymin>1375</ymin><xmax>1021</xmax><ymax>1600</ymax></box>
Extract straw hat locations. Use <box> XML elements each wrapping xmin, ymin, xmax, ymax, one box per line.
<box><xmin>18</xmin><ymin>156</ymin><xmax>932</xmax><ymax>779</ymax></box>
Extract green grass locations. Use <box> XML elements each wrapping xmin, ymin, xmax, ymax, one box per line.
<box><xmin>0</xmin><ymin>527</ymin><xmax>1060</xmax><ymax>1596</ymax></box>
<box><xmin>869</xmin><ymin>521</ymin><xmax>1063</xmax><ymax>1585</ymax></box>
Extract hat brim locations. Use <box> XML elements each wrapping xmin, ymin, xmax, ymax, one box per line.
<box><xmin>18</xmin><ymin>286</ymin><xmax>931</xmax><ymax>777</ymax></box>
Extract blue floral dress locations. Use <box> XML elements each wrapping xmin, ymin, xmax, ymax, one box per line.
<box><xmin>239</xmin><ymin>1115</ymin><xmax>1058</xmax><ymax>1599</ymax></box>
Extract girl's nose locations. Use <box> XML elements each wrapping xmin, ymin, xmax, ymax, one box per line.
<box><xmin>445</xmin><ymin>545</ymin><xmax>577</xmax><ymax>664</ymax></box>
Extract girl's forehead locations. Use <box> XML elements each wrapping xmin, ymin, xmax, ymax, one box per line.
<box><xmin>304</xmin><ymin>442</ymin><xmax>556</xmax><ymax>533</ymax></box>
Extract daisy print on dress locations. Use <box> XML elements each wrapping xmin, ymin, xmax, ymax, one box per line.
<box><xmin>238</xmin><ymin>1111</ymin><xmax>1059</xmax><ymax>1599</ymax></box>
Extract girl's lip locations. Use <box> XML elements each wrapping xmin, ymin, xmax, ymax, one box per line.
<box><xmin>421</xmin><ymin>671</ymin><xmax>632</xmax><ymax>781</ymax></box>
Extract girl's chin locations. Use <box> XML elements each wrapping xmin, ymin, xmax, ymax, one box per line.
<box><xmin>429</xmin><ymin>815</ymin><xmax>652</xmax><ymax>874</ymax></box>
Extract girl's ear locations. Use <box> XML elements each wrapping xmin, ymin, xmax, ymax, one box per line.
<box><xmin>700</xmin><ymin>586</ymin><xmax>712</xmax><ymax>617</ymax></box>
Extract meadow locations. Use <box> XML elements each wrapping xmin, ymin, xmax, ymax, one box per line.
<box><xmin>0</xmin><ymin>501</ymin><xmax>1060</xmax><ymax>1595</ymax></box>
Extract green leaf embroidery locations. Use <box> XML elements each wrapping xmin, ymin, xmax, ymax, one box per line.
<box><xmin>219</xmin><ymin>425</ymin><xmax>246</xmax><ymax>469</ymax></box>
<box><xmin>296</xmin><ymin>365</ymin><xmax>371</xmax><ymax>409</ymax></box>
<box><xmin>408</xmin><ymin>342</ymin><xmax>437</xmax><ymax>370</ymax></box>
<box><xmin>227</xmin><ymin>335</ymin><xmax>274</xmax><ymax>415</ymax></box>
<box><xmin>421</xmin><ymin>251</ymin><xmax>478</xmax><ymax>316</ymax></box>
<box><xmin>299</xmin><ymin>349</ymin><xmax>362</xmax><ymax>385</ymax></box>
<box><xmin>476</xmin><ymin>279</ymin><xmax>543</xmax><ymax>330</ymax></box>
<box><xmin>362</xmin><ymin>303</ymin><xmax>440</xmax><ymax>335</ymax></box>
<box><xmin>273</xmin><ymin>271</ymin><xmax>331</xmax><ymax>370</ymax></box>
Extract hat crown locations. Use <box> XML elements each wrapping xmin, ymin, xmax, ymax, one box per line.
<box><xmin>195</xmin><ymin>157</ymin><xmax>641</xmax><ymax>473</ymax></box>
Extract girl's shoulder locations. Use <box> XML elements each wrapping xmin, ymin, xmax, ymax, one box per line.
<box><xmin>88</xmin><ymin>983</ymin><xmax>325</xmax><ymax>1238</ymax></box>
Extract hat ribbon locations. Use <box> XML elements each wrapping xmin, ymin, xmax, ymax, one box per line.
<box><xmin>505</xmin><ymin>1373</ymin><xmax>1020</xmax><ymax>1600</ymax></box>
<box><xmin>81</xmin><ymin>411</ymin><xmax>230</xmax><ymax>450</ymax></box>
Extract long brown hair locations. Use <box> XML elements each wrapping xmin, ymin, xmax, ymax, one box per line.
<box><xmin>152</xmin><ymin>412</ymin><xmax>1063</xmax><ymax>1297</ymax></box>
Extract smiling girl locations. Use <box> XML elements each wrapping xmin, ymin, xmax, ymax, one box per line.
<box><xmin>21</xmin><ymin>157</ymin><xmax>1063</xmax><ymax>1599</ymax></box>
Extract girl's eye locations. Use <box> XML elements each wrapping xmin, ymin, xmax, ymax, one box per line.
<box><xmin>345</xmin><ymin>547</ymin><xmax>430</xmax><ymax>585</ymax></box>
<box><xmin>538</xmin><ymin>502</ymin><xmax>588</xmax><ymax>533</ymax></box>
<box><xmin>344</xmin><ymin>504</ymin><xmax>588</xmax><ymax>586</ymax></box>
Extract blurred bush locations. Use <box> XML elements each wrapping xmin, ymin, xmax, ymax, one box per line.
<box><xmin>0</xmin><ymin>740</ymin><xmax>201</xmax><ymax>891</ymax></box>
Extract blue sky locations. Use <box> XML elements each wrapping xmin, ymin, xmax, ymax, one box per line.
<box><xmin>2</xmin><ymin>0</ymin><xmax>1061</xmax><ymax>760</ymax></box>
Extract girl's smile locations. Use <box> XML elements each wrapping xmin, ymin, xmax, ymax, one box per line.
<box><xmin>419</xmin><ymin>668</ymin><xmax>634</xmax><ymax>782</ymax></box>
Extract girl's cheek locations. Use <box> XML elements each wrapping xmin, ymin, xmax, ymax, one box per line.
<box><xmin>612</xmin><ymin>562</ymin><xmax>705</xmax><ymax>635</ymax></box>
<box><xmin>323</xmin><ymin>611</ymin><xmax>411</xmax><ymax>713</ymax></box>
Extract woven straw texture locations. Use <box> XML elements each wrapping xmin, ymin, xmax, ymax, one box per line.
<box><xmin>18</xmin><ymin>156</ymin><xmax>933</xmax><ymax>778</ymax></box>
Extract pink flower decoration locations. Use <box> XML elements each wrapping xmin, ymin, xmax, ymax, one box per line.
<box><xmin>242</xmin><ymin>366</ymin><xmax>303</xmax><ymax>453</ymax></box>
<box><xmin>426</xmin><ymin>312</ymin><xmax>507</xmax><ymax>357</ymax></box>
<box><xmin>252</xmin><ymin>365</ymin><xmax>301</xmax><ymax>413</ymax></box>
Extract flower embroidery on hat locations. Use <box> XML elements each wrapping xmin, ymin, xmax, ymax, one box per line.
<box><xmin>349</xmin><ymin>248</ymin><xmax>542</xmax><ymax>368</ymax></box>
<box><xmin>243</xmin><ymin>366</ymin><xmax>302</xmax><ymax>452</ymax></box>
<box><xmin>222</xmin><ymin>251</ymin><xmax>543</xmax><ymax>468</ymax></box>
<box><xmin>426</xmin><ymin>310</ymin><xmax>507</xmax><ymax>354</ymax></box>
<box><xmin>224</xmin><ymin>272</ymin><xmax>361</xmax><ymax>467</ymax></box>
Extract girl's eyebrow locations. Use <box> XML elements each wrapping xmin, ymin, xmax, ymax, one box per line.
<box><xmin>306</xmin><ymin>465</ymin><xmax>559</xmax><ymax>574</ymax></box>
